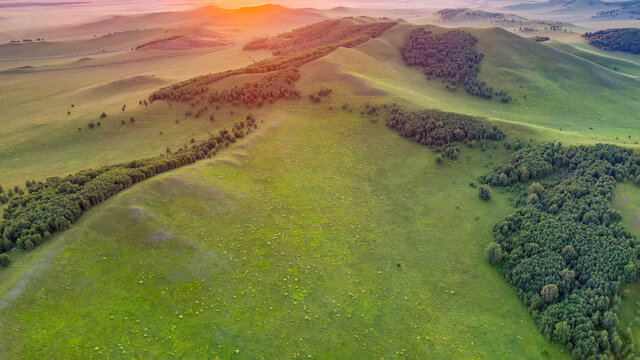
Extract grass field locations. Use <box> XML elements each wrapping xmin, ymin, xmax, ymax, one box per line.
<box><xmin>3</xmin><ymin>21</ymin><xmax>640</xmax><ymax>190</ymax></box>
<box><xmin>546</xmin><ymin>41</ymin><xmax>640</xmax><ymax>78</ymax></box>
<box><xmin>1</xmin><ymin>17</ymin><xmax>640</xmax><ymax>359</ymax></box>
<box><xmin>0</xmin><ymin>45</ymin><xmax>272</xmax><ymax>188</ymax></box>
<box><xmin>615</xmin><ymin>183</ymin><xmax>640</xmax><ymax>355</ymax></box>
<box><xmin>0</xmin><ymin>103</ymin><xmax>569</xmax><ymax>359</ymax></box>
<box><xmin>313</xmin><ymin>23</ymin><xmax>640</xmax><ymax>146</ymax></box>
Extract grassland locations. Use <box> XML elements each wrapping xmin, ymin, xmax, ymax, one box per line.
<box><xmin>0</xmin><ymin>45</ymin><xmax>272</xmax><ymax>188</ymax></box>
<box><xmin>1</xmin><ymin>15</ymin><xmax>640</xmax><ymax>359</ymax></box>
<box><xmin>547</xmin><ymin>40</ymin><xmax>640</xmax><ymax>78</ymax></box>
<box><xmin>315</xmin><ymin>24</ymin><xmax>640</xmax><ymax>147</ymax></box>
<box><xmin>615</xmin><ymin>183</ymin><xmax>640</xmax><ymax>355</ymax></box>
<box><xmin>0</xmin><ymin>101</ymin><xmax>569</xmax><ymax>359</ymax></box>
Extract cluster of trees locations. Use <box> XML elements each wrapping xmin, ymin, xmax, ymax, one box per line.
<box><xmin>435</xmin><ymin>8</ymin><xmax>468</xmax><ymax>21</ymax></box>
<box><xmin>309</xmin><ymin>87</ymin><xmax>333</xmax><ymax>103</ymax></box>
<box><xmin>207</xmin><ymin>69</ymin><xmax>301</xmax><ymax>107</ymax></box>
<box><xmin>531</xmin><ymin>36</ymin><xmax>551</xmax><ymax>42</ymax></box>
<box><xmin>401</xmin><ymin>28</ymin><xmax>500</xmax><ymax>100</ymax></box>
<box><xmin>149</xmin><ymin>20</ymin><xmax>396</xmax><ymax>104</ymax></box>
<box><xmin>385</xmin><ymin>107</ymin><xmax>505</xmax><ymax>148</ymax></box>
<box><xmin>0</xmin><ymin>117</ymin><xmax>258</xmax><ymax>261</ymax></box>
<box><xmin>583</xmin><ymin>28</ymin><xmax>640</xmax><ymax>54</ymax></box>
<box><xmin>243</xmin><ymin>19</ymin><xmax>397</xmax><ymax>56</ymax></box>
<box><xmin>482</xmin><ymin>142</ymin><xmax>640</xmax><ymax>359</ymax></box>
<box><xmin>0</xmin><ymin>185</ymin><xmax>26</xmax><ymax>205</ymax></box>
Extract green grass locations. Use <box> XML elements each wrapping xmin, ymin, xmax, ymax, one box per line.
<box><xmin>614</xmin><ymin>182</ymin><xmax>640</xmax><ymax>354</ymax></box>
<box><xmin>2</xmin><ymin>22</ymin><xmax>640</xmax><ymax>359</ymax></box>
<box><xmin>313</xmin><ymin>24</ymin><xmax>640</xmax><ymax>146</ymax></box>
<box><xmin>0</xmin><ymin>103</ymin><xmax>569</xmax><ymax>359</ymax></box>
<box><xmin>546</xmin><ymin>40</ymin><xmax>640</xmax><ymax>78</ymax></box>
<box><xmin>0</xmin><ymin>45</ymin><xmax>271</xmax><ymax>188</ymax></box>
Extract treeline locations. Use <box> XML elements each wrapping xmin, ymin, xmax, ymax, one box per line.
<box><xmin>583</xmin><ymin>28</ymin><xmax>640</xmax><ymax>54</ymax></box>
<box><xmin>0</xmin><ymin>117</ymin><xmax>258</xmax><ymax>261</ymax></box>
<box><xmin>482</xmin><ymin>142</ymin><xmax>640</xmax><ymax>359</ymax></box>
<box><xmin>531</xmin><ymin>36</ymin><xmax>551</xmax><ymax>42</ymax></box>
<box><xmin>401</xmin><ymin>28</ymin><xmax>510</xmax><ymax>102</ymax></box>
<box><xmin>0</xmin><ymin>185</ymin><xmax>25</xmax><ymax>205</ymax></box>
<box><xmin>244</xmin><ymin>19</ymin><xmax>396</xmax><ymax>56</ymax></box>
<box><xmin>435</xmin><ymin>8</ymin><xmax>468</xmax><ymax>21</ymax></box>
<box><xmin>149</xmin><ymin>20</ymin><xmax>397</xmax><ymax>104</ymax></box>
<box><xmin>386</xmin><ymin>107</ymin><xmax>505</xmax><ymax>149</ymax></box>
<box><xmin>207</xmin><ymin>68</ymin><xmax>301</xmax><ymax>107</ymax></box>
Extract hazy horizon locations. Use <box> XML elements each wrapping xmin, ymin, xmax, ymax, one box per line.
<box><xmin>0</xmin><ymin>0</ymin><xmax>487</xmax><ymax>35</ymax></box>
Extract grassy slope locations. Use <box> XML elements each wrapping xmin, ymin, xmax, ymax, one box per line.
<box><xmin>546</xmin><ymin>40</ymin><xmax>640</xmax><ymax>78</ymax></box>
<box><xmin>0</xmin><ymin>45</ymin><xmax>271</xmax><ymax>188</ymax></box>
<box><xmin>0</xmin><ymin>101</ymin><xmax>569</xmax><ymax>359</ymax></box>
<box><xmin>315</xmin><ymin>23</ymin><xmax>640</xmax><ymax>145</ymax></box>
<box><xmin>614</xmin><ymin>183</ymin><xmax>640</xmax><ymax>354</ymax></box>
<box><xmin>4</xmin><ymin>21</ymin><xmax>640</xmax><ymax>189</ymax></box>
<box><xmin>1</xmin><ymin>20</ymin><xmax>640</xmax><ymax>358</ymax></box>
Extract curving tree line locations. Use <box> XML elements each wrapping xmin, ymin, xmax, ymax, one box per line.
<box><xmin>0</xmin><ymin>117</ymin><xmax>258</xmax><ymax>263</ymax></box>
<box><xmin>482</xmin><ymin>142</ymin><xmax>640</xmax><ymax>359</ymax></box>
<box><xmin>149</xmin><ymin>20</ymin><xmax>397</xmax><ymax>104</ymax></box>
<box><xmin>386</xmin><ymin>107</ymin><xmax>505</xmax><ymax>148</ymax></box>
<box><xmin>244</xmin><ymin>19</ymin><xmax>396</xmax><ymax>56</ymax></box>
<box><xmin>207</xmin><ymin>68</ymin><xmax>301</xmax><ymax>107</ymax></box>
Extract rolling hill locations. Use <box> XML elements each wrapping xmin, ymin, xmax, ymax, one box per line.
<box><xmin>27</xmin><ymin>4</ymin><xmax>326</xmax><ymax>41</ymax></box>
<box><xmin>1</xmin><ymin>12</ymin><xmax>640</xmax><ymax>359</ymax></box>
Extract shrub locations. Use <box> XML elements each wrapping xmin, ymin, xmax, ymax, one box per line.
<box><xmin>0</xmin><ymin>253</ymin><xmax>10</xmax><ymax>267</ymax></box>
<box><xmin>485</xmin><ymin>242</ymin><xmax>502</xmax><ymax>264</ymax></box>
<box><xmin>479</xmin><ymin>185</ymin><xmax>491</xmax><ymax>200</ymax></box>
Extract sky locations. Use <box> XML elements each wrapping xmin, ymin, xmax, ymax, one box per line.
<box><xmin>0</xmin><ymin>0</ymin><xmax>486</xmax><ymax>35</ymax></box>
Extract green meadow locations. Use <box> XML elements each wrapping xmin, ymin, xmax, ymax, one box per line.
<box><xmin>1</xmin><ymin>17</ymin><xmax>640</xmax><ymax>359</ymax></box>
<box><xmin>0</xmin><ymin>103</ymin><xmax>569</xmax><ymax>359</ymax></box>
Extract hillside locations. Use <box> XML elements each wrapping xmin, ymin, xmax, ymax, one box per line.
<box><xmin>1</xmin><ymin>13</ymin><xmax>640</xmax><ymax>360</ymax></box>
<box><xmin>0</xmin><ymin>102</ymin><xmax>571</xmax><ymax>359</ymax></box>
<box><xmin>308</xmin><ymin>23</ymin><xmax>640</xmax><ymax>139</ymax></box>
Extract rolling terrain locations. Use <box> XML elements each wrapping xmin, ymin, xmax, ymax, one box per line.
<box><xmin>1</xmin><ymin>3</ymin><xmax>640</xmax><ymax>359</ymax></box>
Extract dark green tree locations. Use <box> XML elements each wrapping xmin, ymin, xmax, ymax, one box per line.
<box><xmin>479</xmin><ymin>185</ymin><xmax>491</xmax><ymax>200</ymax></box>
<box><xmin>485</xmin><ymin>242</ymin><xmax>503</xmax><ymax>264</ymax></box>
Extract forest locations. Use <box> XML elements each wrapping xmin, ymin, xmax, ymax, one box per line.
<box><xmin>243</xmin><ymin>19</ymin><xmax>396</xmax><ymax>56</ymax></box>
<box><xmin>583</xmin><ymin>28</ymin><xmax>640</xmax><ymax>54</ymax></box>
<box><xmin>482</xmin><ymin>142</ymin><xmax>640</xmax><ymax>359</ymax></box>
<box><xmin>149</xmin><ymin>20</ymin><xmax>397</xmax><ymax>103</ymax></box>
<box><xmin>401</xmin><ymin>28</ymin><xmax>510</xmax><ymax>101</ymax></box>
<box><xmin>385</xmin><ymin>107</ymin><xmax>505</xmax><ymax>150</ymax></box>
<box><xmin>206</xmin><ymin>68</ymin><xmax>301</xmax><ymax>107</ymax></box>
<box><xmin>0</xmin><ymin>117</ymin><xmax>257</xmax><ymax>263</ymax></box>
<box><xmin>435</xmin><ymin>8</ymin><xmax>469</xmax><ymax>21</ymax></box>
